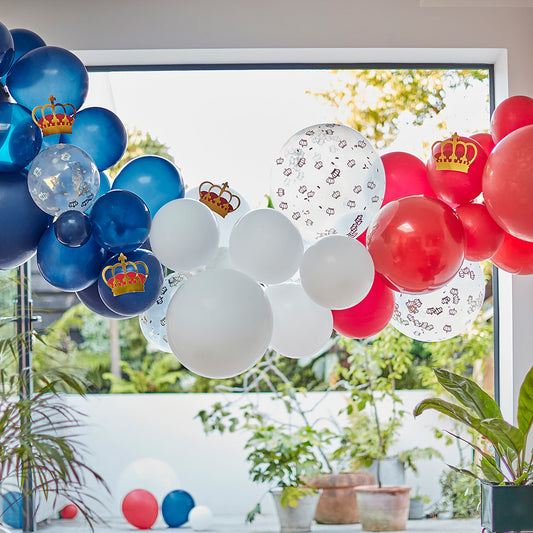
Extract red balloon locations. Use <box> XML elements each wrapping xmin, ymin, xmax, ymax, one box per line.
<box><xmin>470</xmin><ymin>132</ymin><xmax>495</xmax><ymax>156</ymax></box>
<box><xmin>491</xmin><ymin>95</ymin><xmax>533</xmax><ymax>144</ymax></box>
<box><xmin>455</xmin><ymin>203</ymin><xmax>505</xmax><ymax>261</ymax></box>
<box><xmin>381</xmin><ymin>152</ymin><xmax>436</xmax><ymax>205</ymax></box>
<box><xmin>426</xmin><ymin>134</ymin><xmax>487</xmax><ymax>205</ymax></box>
<box><xmin>332</xmin><ymin>276</ymin><xmax>394</xmax><ymax>338</ymax></box>
<box><xmin>483</xmin><ymin>125</ymin><xmax>533</xmax><ymax>242</ymax></box>
<box><xmin>122</xmin><ymin>489</ymin><xmax>158</xmax><ymax>530</ymax></box>
<box><xmin>59</xmin><ymin>504</ymin><xmax>78</xmax><ymax>519</ymax></box>
<box><xmin>491</xmin><ymin>232</ymin><xmax>533</xmax><ymax>275</ymax></box>
<box><xmin>366</xmin><ymin>196</ymin><xmax>465</xmax><ymax>294</ymax></box>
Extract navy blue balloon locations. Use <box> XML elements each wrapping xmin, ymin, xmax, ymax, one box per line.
<box><xmin>161</xmin><ymin>490</ymin><xmax>195</xmax><ymax>527</ymax></box>
<box><xmin>6</xmin><ymin>46</ymin><xmax>88</xmax><ymax>112</ymax></box>
<box><xmin>0</xmin><ymin>82</ymin><xmax>11</xmax><ymax>103</ymax></box>
<box><xmin>1</xmin><ymin>491</ymin><xmax>22</xmax><ymax>529</ymax></box>
<box><xmin>98</xmin><ymin>249</ymin><xmax>164</xmax><ymax>316</ymax></box>
<box><xmin>0</xmin><ymin>28</ymin><xmax>46</xmax><ymax>84</ymax></box>
<box><xmin>113</xmin><ymin>156</ymin><xmax>185</xmax><ymax>217</ymax></box>
<box><xmin>60</xmin><ymin>107</ymin><xmax>127</xmax><ymax>171</ymax></box>
<box><xmin>54</xmin><ymin>210</ymin><xmax>92</xmax><ymax>247</ymax></box>
<box><xmin>90</xmin><ymin>190</ymin><xmax>151</xmax><ymax>253</ymax></box>
<box><xmin>0</xmin><ymin>22</ymin><xmax>14</xmax><ymax>79</ymax></box>
<box><xmin>0</xmin><ymin>102</ymin><xmax>42</xmax><ymax>171</ymax></box>
<box><xmin>76</xmin><ymin>280</ymin><xmax>132</xmax><ymax>319</ymax></box>
<box><xmin>0</xmin><ymin>169</ymin><xmax>51</xmax><ymax>269</ymax></box>
<box><xmin>37</xmin><ymin>225</ymin><xmax>108</xmax><ymax>291</ymax></box>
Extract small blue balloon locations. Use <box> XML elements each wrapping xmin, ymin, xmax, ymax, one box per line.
<box><xmin>98</xmin><ymin>249</ymin><xmax>164</xmax><ymax>316</ymax></box>
<box><xmin>6</xmin><ymin>46</ymin><xmax>88</xmax><ymax>113</ymax></box>
<box><xmin>54</xmin><ymin>210</ymin><xmax>92</xmax><ymax>247</ymax></box>
<box><xmin>37</xmin><ymin>225</ymin><xmax>108</xmax><ymax>291</ymax></box>
<box><xmin>0</xmin><ymin>22</ymin><xmax>14</xmax><ymax>79</ymax></box>
<box><xmin>0</xmin><ymin>102</ymin><xmax>42</xmax><ymax>171</ymax></box>
<box><xmin>0</xmin><ymin>28</ymin><xmax>46</xmax><ymax>84</ymax></box>
<box><xmin>1</xmin><ymin>491</ymin><xmax>22</xmax><ymax>529</ymax></box>
<box><xmin>90</xmin><ymin>189</ymin><xmax>151</xmax><ymax>253</ymax></box>
<box><xmin>60</xmin><ymin>107</ymin><xmax>127</xmax><ymax>171</ymax></box>
<box><xmin>161</xmin><ymin>490</ymin><xmax>195</xmax><ymax>528</ymax></box>
<box><xmin>113</xmin><ymin>156</ymin><xmax>184</xmax><ymax>218</ymax></box>
<box><xmin>76</xmin><ymin>280</ymin><xmax>132</xmax><ymax>319</ymax></box>
<box><xmin>0</xmin><ymin>169</ymin><xmax>52</xmax><ymax>269</ymax></box>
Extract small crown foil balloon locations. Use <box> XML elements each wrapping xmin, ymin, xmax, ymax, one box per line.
<box><xmin>31</xmin><ymin>94</ymin><xmax>76</xmax><ymax>136</ymax></box>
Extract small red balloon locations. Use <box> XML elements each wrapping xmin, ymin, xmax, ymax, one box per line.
<box><xmin>381</xmin><ymin>152</ymin><xmax>436</xmax><ymax>205</ymax></box>
<box><xmin>59</xmin><ymin>504</ymin><xmax>78</xmax><ymax>519</ymax></box>
<box><xmin>366</xmin><ymin>196</ymin><xmax>465</xmax><ymax>294</ymax></box>
<box><xmin>332</xmin><ymin>276</ymin><xmax>394</xmax><ymax>339</ymax></box>
<box><xmin>122</xmin><ymin>489</ymin><xmax>158</xmax><ymax>530</ymax></box>
<box><xmin>491</xmin><ymin>95</ymin><xmax>533</xmax><ymax>144</ymax></box>
<box><xmin>426</xmin><ymin>134</ymin><xmax>487</xmax><ymax>206</ymax></box>
<box><xmin>470</xmin><ymin>132</ymin><xmax>495</xmax><ymax>156</ymax></box>
<box><xmin>491</xmin><ymin>232</ymin><xmax>533</xmax><ymax>275</ymax></box>
<box><xmin>455</xmin><ymin>203</ymin><xmax>505</xmax><ymax>261</ymax></box>
<box><xmin>483</xmin><ymin>124</ymin><xmax>533</xmax><ymax>242</ymax></box>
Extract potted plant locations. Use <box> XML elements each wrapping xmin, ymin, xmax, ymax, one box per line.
<box><xmin>414</xmin><ymin>366</ymin><xmax>533</xmax><ymax>533</ymax></box>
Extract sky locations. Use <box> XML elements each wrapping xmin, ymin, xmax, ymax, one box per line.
<box><xmin>84</xmin><ymin>69</ymin><xmax>490</xmax><ymax>209</ymax></box>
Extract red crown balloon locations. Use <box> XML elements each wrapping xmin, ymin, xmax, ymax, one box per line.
<box><xmin>431</xmin><ymin>132</ymin><xmax>478</xmax><ymax>173</ymax></box>
<box><xmin>102</xmin><ymin>253</ymin><xmax>148</xmax><ymax>297</ymax></box>
<box><xmin>31</xmin><ymin>94</ymin><xmax>77</xmax><ymax>136</ymax></box>
<box><xmin>198</xmin><ymin>181</ymin><xmax>241</xmax><ymax>218</ymax></box>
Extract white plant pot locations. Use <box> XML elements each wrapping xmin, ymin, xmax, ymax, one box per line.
<box><xmin>270</xmin><ymin>488</ymin><xmax>322</xmax><ymax>533</ymax></box>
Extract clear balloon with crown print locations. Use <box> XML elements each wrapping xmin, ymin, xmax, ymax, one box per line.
<box><xmin>139</xmin><ymin>272</ymin><xmax>192</xmax><ymax>352</ymax></box>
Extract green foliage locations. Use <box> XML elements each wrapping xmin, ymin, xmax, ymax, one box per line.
<box><xmin>438</xmin><ymin>468</ymin><xmax>480</xmax><ymax>518</ymax></box>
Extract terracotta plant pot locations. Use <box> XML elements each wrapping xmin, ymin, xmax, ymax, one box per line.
<box><xmin>310</xmin><ymin>471</ymin><xmax>376</xmax><ymax>524</ymax></box>
<box><xmin>354</xmin><ymin>485</ymin><xmax>411</xmax><ymax>532</ymax></box>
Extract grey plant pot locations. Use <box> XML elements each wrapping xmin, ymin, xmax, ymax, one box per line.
<box><xmin>271</xmin><ymin>488</ymin><xmax>322</xmax><ymax>533</ymax></box>
<box><xmin>408</xmin><ymin>497</ymin><xmax>425</xmax><ymax>520</ymax></box>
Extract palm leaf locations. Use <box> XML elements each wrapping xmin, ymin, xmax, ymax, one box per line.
<box><xmin>518</xmin><ymin>366</ymin><xmax>533</xmax><ymax>438</ymax></box>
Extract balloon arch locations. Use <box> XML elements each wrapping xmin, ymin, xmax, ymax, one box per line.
<box><xmin>1</xmin><ymin>21</ymin><xmax>533</xmax><ymax>380</ymax></box>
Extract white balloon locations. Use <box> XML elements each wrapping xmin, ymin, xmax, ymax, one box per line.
<box><xmin>185</xmin><ymin>182</ymin><xmax>250</xmax><ymax>246</ymax></box>
<box><xmin>300</xmin><ymin>235</ymin><xmax>375</xmax><ymax>310</ymax></box>
<box><xmin>139</xmin><ymin>272</ymin><xmax>191</xmax><ymax>352</ymax></box>
<box><xmin>390</xmin><ymin>261</ymin><xmax>486</xmax><ymax>342</ymax></box>
<box><xmin>229</xmin><ymin>208</ymin><xmax>303</xmax><ymax>284</ymax></box>
<box><xmin>205</xmin><ymin>246</ymin><xmax>233</xmax><ymax>270</ymax></box>
<box><xmin>189</xmin><ymin>505</ymin><xmax>214</xmax><ymax>531</ymax></box>
<box><xmin>270</xmin><ymin>123</ymin><xmax>385</xmax><ymax>242</ymax></box>
<box><xmin>150</xmin><ymin>198</ymin><xmax>219</xmax><ymax>271</ymax></box>
<box><xmin>266</xmin><ymin>283</ymin><xmax>333</xmax><ymax>359</ymax></box>
<box><xmin>166</xmin><ymin>269</ymin><xmax>273</xmax><ymax>378</ymax></box>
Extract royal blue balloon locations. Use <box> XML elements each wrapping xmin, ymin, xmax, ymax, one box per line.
<box><xmin>37</xmin><ymin>225</ymin><xmax>108</xmax><ymax>291</ymax></box>
<box><xmin>0</xmin><ymin>28</ymin><xmax>46</xmax><ymax>85</ymax></box>
<box><xmin>54</xmin><ymin>210</ymin><xmax>92</xmax><ymax>248</ymax></box>
<box><xmin>0</xmin><ymin>22</ymin><xmax>14</xmax><ymax>79</ymax></box>
<box><xmin>1</xmin><ymin>491</ymin><xmax>22</xmax><ymax>529</ymax></box>
<box><xmin>6</xmin><ymin>46</ymin><xmax>88</xmax><ymax>113</ymax></box>
<box><xmin>90</xmin><ymin>190</ymin><xmax>151</xmax><ymax>253</ymax></box>
<box><xmin>0</xmin><ymin>102</ymin><xmax>42</xmax><ymax>171</ymax></box>
<box><xmin>161</xmin><ymin>490</ymin><xmax>195</xmax><ymax>528</ymax></box>
<box><xmin>113</xmin><ymin>156</ymin><xmax>184</xmax><ymax>217</ymax></box>
<box><xmin>60</xmin><ymin>107</ymin><xmax>127</xmax><ymax>171</ymax></box>
<box><xmin>0</xmin><ymin>82</ymin><xmax>11</xmax><ymax>103</ymax></box>
<box><xmin>76</xmin><ymin>280</ymin><xmax>132</xmax><ymax>319</ymax></box>
<box><xmin>98</xmin><ymin>249</ymin><xmax>164</xmax><ymax>316</ymax></box>
<box><xmin>0</xmin><ymin>169</ymin><xmax>51</xmax><ymax>269</ymax></box>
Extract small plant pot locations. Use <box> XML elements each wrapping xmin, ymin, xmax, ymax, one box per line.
<box><xmin>354</xmin><ymin>485</ymin><xmax>411</xmax><ymax>532</ymax></box>
<box><xmin>270</xmin><ymin>488</ymin><xmax>322</xmax><ymax>533</ymax></box>
<box><xmin>408</xmin><ymin>497</ymin><xmax>425</xmax><ymax>520</ymax></box>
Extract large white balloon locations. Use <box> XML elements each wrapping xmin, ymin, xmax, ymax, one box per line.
<box><xmin>300</xmin><ymin>235</ymin><xmax>375</xmax><ymax>310</ymax></box>
<box><xmin>270</xmin><ymin>123</ymin><xmax>385</xmax><ymax>242</ymax></box>
<box><xmin>166</xmin><ymin>268</ymin><xmax>273</xmax><ymax>378</ymax></box>
<box><xmin>266</xmin><ymin>283</ymin><xmax>333</xmax><ymax>359</ymax></box>
<box><xmin>150</xmin><ymin>198</ymin><xmax>219</xmax><ymax>271</ymax></box>
<box><xmin>390</xmin><ymin>261</ymin><xmax>486</xmax><ymax>342</ymax></box>
<box><xmin>229</xmin><ymin>208</ymin><xmax>303</xmax><ymax>285</ymax></box>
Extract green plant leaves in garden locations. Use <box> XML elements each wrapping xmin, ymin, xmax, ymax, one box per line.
<box><xmin>517</xmin><ymin>365</ymin><xmax>533</xmax><ymax>438</ymax></box>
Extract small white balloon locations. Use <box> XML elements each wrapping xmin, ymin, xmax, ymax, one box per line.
<box><xmin>189</xmin><ymin>505</ymin><xmax>214</xmax><ymax>531</ymax></box>
<box><xmin>390</xmin><ymin>261</ymin><xmax>485</xmax><ymax>342</ymax></box>
<box><xmin>300</xmin><ymin>235</ymin><xmax>375</xmax><ymax>310</ymax></box>
<box><xmin>229</xmin><ymin>208</ymin><xmax>303</xmax><ymax>284</ymax></box>
<box><xmin>166</xmin><ymin>268</ymin><xmax>273</xmax><ymax>379</ymax></box>
<box><xmin>266</xmin><ymin>283</ymin><xmax>333</xmax><ymax>359</ymax></box>
<box><xmin>150</xmin><ymin>198</ymin><xmax>219</xmax><ymax>271</ymax></box>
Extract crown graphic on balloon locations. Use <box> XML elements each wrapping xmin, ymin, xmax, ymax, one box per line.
<box><xmin>31</xmin><ymin>94</ymin><xmax>77</xmax><ymax>136</ymax></box>
<box><xmin>198</xmin><ymin>181</ymin><xmax>241</xmax><ymax>218</ymax></box>
<box><xmin>432</xmin><ymin>133</ymin><xmax>478</xmax><ymax>173</ymax></box>
<box><xmin>101</xmin><ymin>253</ymin><xmax>149</xmax><ymax>297</ymax></box>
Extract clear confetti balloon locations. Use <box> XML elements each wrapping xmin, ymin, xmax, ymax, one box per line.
<box><xmin>390</xmin><ymin>261</ymin><xmax>485</xmax><ymax>342</ymax></box>
<box><xmin>28</xmin><ymin>143</ymin><xmax>100</xmax><ymax>215</ymax></box>
<box><xmin>270</xmin><ymin>123</ymin><xmax>385</xmax><ymax>242</ymax></box>
<box><xmin>139</xmin><ymin>272</ymin><xmax>191</xmax><ymax>352</ymax></box>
